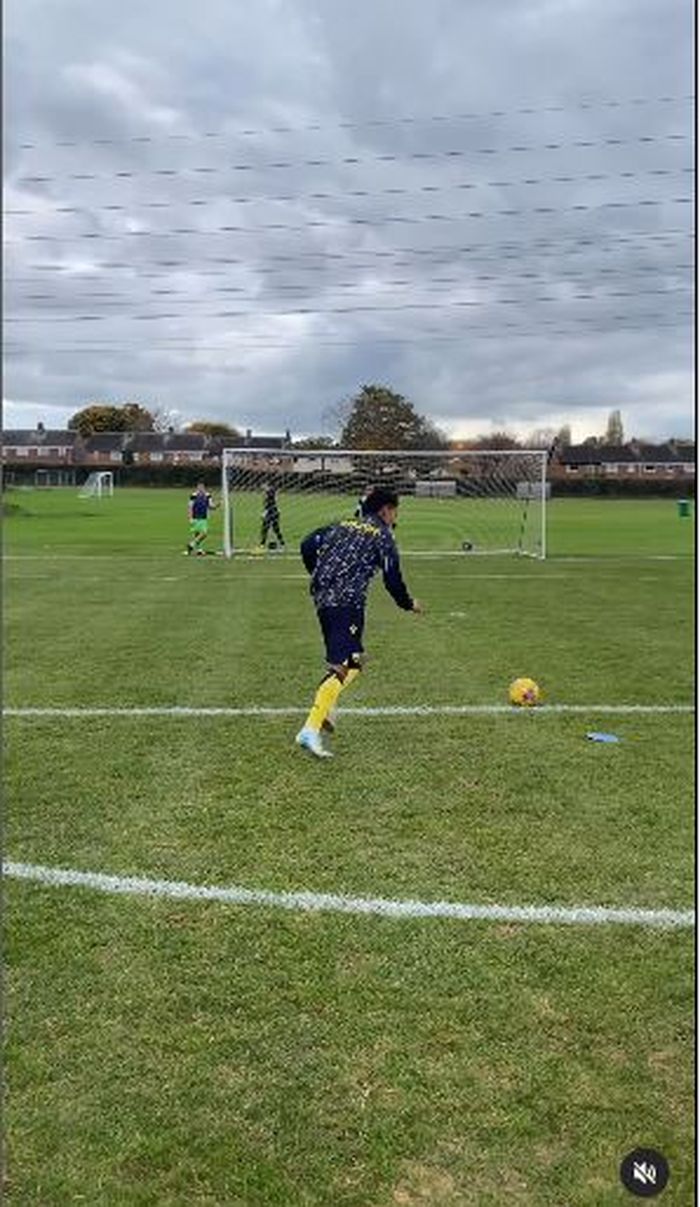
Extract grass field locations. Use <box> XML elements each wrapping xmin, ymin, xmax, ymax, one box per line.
<box><xmin>4</xmin><ymin>487</ymin><xmax>695</xmax><ymax>1205</ymax></box>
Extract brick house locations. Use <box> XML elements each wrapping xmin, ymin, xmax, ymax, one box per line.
<box><xmin>3</xmin><ymin>424</ymin><xmax>79</xmax><ymax>464</ymax></box>
<box><xmin>126</xmin><ymin>432</ymin><xmax>209</xmax><ymax>465</ymax></box>
<box><xmin>214</xmin><ymin>429</ymin><xmax>293</xmax><ymax>473</ymax></box>
<box><xmin>81</xmin><ymin>433</ymin><xmax>126</xmax><ymax>466</ymax></box>
<box><xmin>553</xmin><ymin>443</ymin><xmax>695</xmax><ymax>479</ymax></box>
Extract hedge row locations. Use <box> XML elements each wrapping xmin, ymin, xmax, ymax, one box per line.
<box><xmin>2</xmin><ymin>462</ymin><xmax>694</xmax><ymax>498</ymax></box>
<box><xmin>549</xmin><ymin>477</ymin><xmax>695</xmax><ymax>499</ymax></box>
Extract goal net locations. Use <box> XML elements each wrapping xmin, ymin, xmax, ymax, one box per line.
<box><xmin>79</xmin><ymin>471</ymin><xmax>114</xmax><ymax>499</ymax></box>
<box><xmin>221</xmin><ymin>448</ymin><xmax>548</xmax><ymax>559</ymax></box>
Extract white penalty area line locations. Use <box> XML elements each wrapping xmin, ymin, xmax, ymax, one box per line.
<box><xmin>3</xmin><ymin>704</ymin><xmax>694</xmax><ymax>719</ymax></box>
<box><xmin>3</xmin><ymin>861</ymin><xmax>693</xmax><ymax>930</ymax></box>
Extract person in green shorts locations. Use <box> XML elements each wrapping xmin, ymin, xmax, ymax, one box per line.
<box><xmin>186</xmin><ymin>482</ymin><xmax>217</xmax><ymax>555</ymax></box>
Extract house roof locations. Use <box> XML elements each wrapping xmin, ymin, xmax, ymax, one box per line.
<box><xmin>3</xmin><ymin>429</ymin><xmax>78</xmax><ymax>446</ymax></box>
<box><xmin>558</xmin><ymin>445</ymin><xmax>636</xmax><ymax>464</ymax></box>
<box><xmin>559</xmin><ymin>443</ymin><xmax>695</xmax><ymax>465</ymax></box>
<box><xmin>207</xmin><ymin>432</ymin><xmax>291</xmax><ymax>452</ymax></box>
<box><xmin>126</xmin><ymin>432</ymin><xmax>208</xmax><ymax>452</ymax></box>
<box><xmin>165</xmin><ymin>433</ymin><xmax>208</xmax><ymax>451</ymax></box>
<box><xmin>82</xmin><ymin>432</ymin><xmax>126</xmax><ymax>451</ymax></box>
<box><xmin>631</xmin><ymin>442</ymin><xmax>695</xmax><ymax>463</ymax></box>
<box><xmin>242</xmin><ymin>436</ymin><xmax>289</xmax><ymax>449</ymax></box>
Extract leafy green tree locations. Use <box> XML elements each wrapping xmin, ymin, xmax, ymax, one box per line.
<box><xmin>68</xmin><ymin>402</ymin><xmax>155</xmax><ymax>435</ymax></box>
<box><xmin>120</xmin><ymin>402</ymin><xmax>155</xmax><ymax>431</ymax></box>
<box><xmin>339</xmin><ymin>384</ymin><xmax>447</xmax><ymax>450</ymax></box>
<box><xmin>68</xmin><ymin>404</ymin><xmax>124</xmax><ymax>435</ymax></box>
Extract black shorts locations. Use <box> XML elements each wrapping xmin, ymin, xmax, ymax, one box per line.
<box><xmin>317</xmin><ymin>606</ymin><xmax>365</xmax><ymax>666</ymax></box>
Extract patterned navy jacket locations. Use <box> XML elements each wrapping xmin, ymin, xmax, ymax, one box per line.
<box><xmin>300</xmin><ymin>515</ymin><xmax>413</xmax><ymax>611</ymax></box>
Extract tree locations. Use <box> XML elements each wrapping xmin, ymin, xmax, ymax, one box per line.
<box><xmin>469</xmin><ymin>431</ymin><xmax>521</xmax><ymax>450</ymax></box>
<box><xmin>121</xmin><ymin>402</ymin><xmax>155</xmax><ymax>431</ymax></box>
<box><xmin>68</xmin><ymin>404</ymin><xmax>124</xmax><ymax>435</ymax></box>
<box><xmin>152</xmin><ymin>407</ymin><xmax>183</xmax><ymax>433</ymax></box>
<box><xmin>604</xmin><ymin>409</ymin><xmax>624</xmax><ymax>446</ymax></box>
<box><xmin>527</xmin><ymin>427</ymin><xmax>557</xmax><ymax>449</ymax></box>
<box><xmin>292</xmin><ymin>436</ymin><xmax>337</xmax><ymax>450</ymax></box>
<box><xmin>185</xmin><ymin>421</ymin><xmax>243</xmax><ymax>438</ymax></box>
<box><xmin>526</xmin><ymin>425</ymin><xmax>572</xmax><ymax>450</ymax></box>
<box><xmin>68</xmin><ymin>402</ymin><xmax>155</xmax><ymax>435</ymax></box>
<box><xmin>339</xmin><ymin>384</ymin><xmax>448</xmax><ymax>450</ymax></box>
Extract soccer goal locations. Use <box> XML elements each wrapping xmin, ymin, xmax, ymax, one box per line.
<box><xmin>221</xmin><ymin>448</ymin><xmax>549</xmax><ymax>559</ymax></box>
<box><xmin>79</xmin><ymin>471</ymin><xmax>114</xmax><ymax>499</ymax></box>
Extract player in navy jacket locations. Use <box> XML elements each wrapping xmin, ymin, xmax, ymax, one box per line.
<box><xmin>296</xmin><ymin>486</ymin><xmax>422</xmax><ymax>757</ymax></box>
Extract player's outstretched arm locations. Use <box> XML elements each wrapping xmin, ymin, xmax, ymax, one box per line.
<box><xmin>381</xmin><ymin>543</ymin><xmax>416</xmax><ymax>612</ymax></box>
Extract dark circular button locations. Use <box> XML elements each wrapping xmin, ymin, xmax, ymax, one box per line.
<box><xmin>619</xmin><ymin>1149</ymin><xmax>669</xmax><ymax>1197</ymax></box>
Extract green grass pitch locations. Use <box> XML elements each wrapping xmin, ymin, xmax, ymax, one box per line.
<box><xmin>4</xmin><ymin>487</ymin><xmax>695</xmax><ymax>1205</ymax></box>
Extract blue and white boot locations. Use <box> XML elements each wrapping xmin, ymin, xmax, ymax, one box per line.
<box><xmin>295</xmin><ymin>727</ymin><xmax>333</xmax><ymax>758</ymax></box>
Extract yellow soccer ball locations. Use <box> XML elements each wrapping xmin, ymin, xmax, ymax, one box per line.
<box><xmin>509</xmin><ymin>677</ymin><xmax>541</xmax><ymax>707</ymax></box>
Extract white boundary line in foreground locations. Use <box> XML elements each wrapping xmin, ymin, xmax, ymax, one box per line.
<box><xmin>4</xmin><ymin>861</ymin><xmax>694</xmax><ymax>929</ymax></box>
<box><xmin>3</xmin><ymin>704</ymin><xmax>694</xmax><ymax>718</ymax></box>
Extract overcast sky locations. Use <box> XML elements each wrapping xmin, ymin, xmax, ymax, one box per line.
<box><xmin>4</xmin><ymin>0</ymin><xmax>694</xmax><ymax>442</ymax></box>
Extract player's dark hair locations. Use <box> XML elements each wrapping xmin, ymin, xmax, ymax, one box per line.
<box><xmin>361</xmin><ymin>487</ymin><xmax>399</xmax><ymax>515</ymax></box>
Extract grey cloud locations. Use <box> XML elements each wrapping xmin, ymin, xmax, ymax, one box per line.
<box><xmin>4</xmin><ymin>0</ymin><xmax>693</xmax><ymax>441</ymax></box>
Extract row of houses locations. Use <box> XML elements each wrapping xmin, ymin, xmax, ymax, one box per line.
<box><xmin>550</xmin><ymin>441</ymin><xmax>695</xmax><ymax>479</ymax></box>
<box><xmin>1</xmin><ymin>424</ymin><xmax>695</xmax><ymax>479</ymax></box>
<box><xmin>2</xmin><ymin>425</ymin><xmax>289</xmax><ymax>468</ymax></box>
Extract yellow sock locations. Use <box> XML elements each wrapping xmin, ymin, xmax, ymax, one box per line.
<box><xmin>305</xmin><ymin>674</ymin><xmax>343</xmax><ymax>732</ymax></box>
<box><xmin>304</xmin><ymin>666</ymin><xmax>360</xmax><ymax>731</ymax></box>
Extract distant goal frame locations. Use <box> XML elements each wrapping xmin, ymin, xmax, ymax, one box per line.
<box><xmin>79</xmin><ymin>470</ymin><xmax>115</xmax><ymax>499</ymax></box>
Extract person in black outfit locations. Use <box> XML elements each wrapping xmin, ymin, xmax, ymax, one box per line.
<box><xmin>260</xmin><ymin>482</ymin><xmax>285</xmax><ymax>549</ymax></box>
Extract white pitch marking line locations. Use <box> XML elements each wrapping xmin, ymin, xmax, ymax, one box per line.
<box><xmin>3</xmin><ymin>704</ymin><xmax>694</xmax><ymax>718</ymax></box>
<box><xmin>553</xmin><ymin>555</ymin><xmax>691</xmax><ymax>563</ymax></box>
<box><xmin>2</xmin><ymin>554</ymin><xmax>692</xmax><ymax>563</ymax></box>
<box><xmin>3</xmin><ymin>861</ymin><xmax>694</xmax><ymax>929</ymax></box>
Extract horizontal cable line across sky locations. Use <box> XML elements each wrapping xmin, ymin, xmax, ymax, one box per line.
<box><xmin>12</xmin><ymin>93</ymin><xmax>694</xmax><ymax>148</ymax></box>
<box><xmin>7</xmin><ymin>167</ymin><xmax>694</xmax><ymax>211</ymax></box>
<box><xmin>11</xmin><ymin>132</ymin><xmax>691</xmax><ymax>185</ymax></box>
<box><xmin>5</xmin><ymin>319</ymin><xmax>693</xmax><ymax>353</ymax></box>
<box><xmin>4</xmin><ymin>312</ymin><xmax>691</xmax><ymax>344</ymax></box>
<box><xmin>3</xmin><ymin>197</ymin><xmax>694</xmax><ymax>244</ymax></box>
<box><xmin>11</xmin><ymin>230</ymin><xmax>693</xmax><ymax>273</ymax></box>
<box><xmin>8</xmin><ymin>261</ymin><xmax>692</xmax><ymax>294</ymax></box>
<box><xmin>5</xmin><ymin>288</ymin><xmax>691</xmax><ymax>322</ymax></box>
<box><xmin>8</xmin><ymin>264</ymin><xmax>694</xmax><ymax>290</ymax></box>
<box><xmin>10</xmin><ymin>269</ymin><xmax>693</xmax><ymax>305</ymax></box>
<box><xmin>4</xmin><ymin>312</ymin><xmax>691</xmax><ymax>345</ymax></box>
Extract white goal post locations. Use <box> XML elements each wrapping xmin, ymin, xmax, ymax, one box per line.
<box><xmin>221</xmin><ymin>448</ymin><xmax>548</xmax><ymax>559</ymax></box>
<box><xmin>79</xmin><ymin>471</ymin><xmax>114</xmax><ymax>499</ymax></box>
